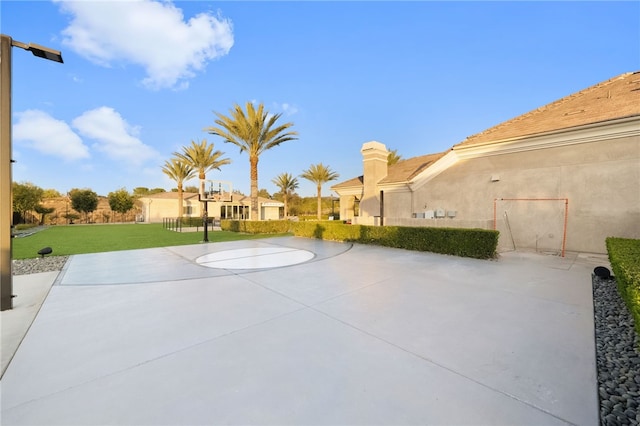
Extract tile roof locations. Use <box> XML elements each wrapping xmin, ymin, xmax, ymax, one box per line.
<box><xmin>379</xmin><ymin>152</ymin><xmax>447</xmax><ymax>185</ymax></box>
<box><xmin>334</xmin><ymin>72</ymin><xmax>639</xmax><ymax>190</ymax></box>
<box><xmin>455</xmin><ymin>71</ymin><xmax>640</xmax><ymax>148</ymax></box>
<box><xmin>332</xmin><ymin>176</ymin><xmax>363</xmax><ymax>189</ymax></box>
<box><xmin>332</xmin><ymin>151</ymin><xmax>447</xmax><ymax>188</ymax></box>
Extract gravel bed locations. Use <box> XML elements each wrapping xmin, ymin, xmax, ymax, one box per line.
<box><xmin>593</xmin><ymin>274</ymin><xmax>640</xmax><ymax>426</ymax></box>
<box><xmin>12</xmin><ymin>256</ymin><xmax>69</xmax><ymax>275</ymax></box>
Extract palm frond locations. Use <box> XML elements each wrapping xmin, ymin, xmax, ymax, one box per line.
<box><xmin>204</xmin><ymin>102</ymin><xmax>299</xmax><ymax>218</ymax></box>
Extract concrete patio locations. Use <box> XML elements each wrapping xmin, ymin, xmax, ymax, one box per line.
<box><xmin>1</xmin><ymin>236</ymin><xmax>606</xmax><ymax>425</ymax></box>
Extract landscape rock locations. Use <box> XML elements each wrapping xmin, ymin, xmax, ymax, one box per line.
<box><xmin>593</xmin><ymin>274</ymin><xmax>640</xmax><ymax>426</ymax></box>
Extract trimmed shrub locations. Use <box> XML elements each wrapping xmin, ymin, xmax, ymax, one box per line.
<box><xmin>292</xmin><ymin>221</ymin><xmax>498</xmax><ymax>259</ymax></box>
<box><xmin>221</xmin><ymin>220</ymin><xmax>292</xmax><ymax>234</ymax></box>
<box><xmin>291</xmin><ymin>221</ymin><xmax>361</xmax><ymax>241</ymax></box>
<box><xmin>606</xmin><ymin>237</ymin><xmax>640</xmax><ymax>336</ymax></box>
<box><xmin>14</xmin><ymin>223</ymin><xmax>39</xmax><ymax>231</ymax></box>
<box><xmin>179</xmin><ymin>217</ymin><xmax>204</xmax><ymax>227</ymax></box>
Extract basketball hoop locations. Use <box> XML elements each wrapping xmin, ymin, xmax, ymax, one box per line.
<box><xmin>202</xmin><ymin>180</ymin><xmax>233</xmax><ymax>203</ymax></box>
<box><xmin>197</xmin><ymin>180</ymin><xmax>233</xmax><ymax>243</ymax></box>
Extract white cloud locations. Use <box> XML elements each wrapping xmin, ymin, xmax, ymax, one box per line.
<box><xmin>72</xmin><ymin>106</ymin><xmax>159</xmax><ymax>165</ymax></box>
<box><xmin>13</xmin><ymin>110</ymin><xmax>90</xmax><ymax>161</ymax></box>
<box><xmin>55</xmin><ymin>0</ymin><xmax>234</xmax><ymax>90</ymax></box>
<box><xmin>270</xmin><ymin>102</ymin><xmax>299</xmax><ymax>116</ymax></box>
<box><xmin>280</xmin><ymin>103</ymin><xmax>299</xmax><ymax>116</ymax></box>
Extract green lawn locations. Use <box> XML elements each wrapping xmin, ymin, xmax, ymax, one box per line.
<box><xmin>12</xmin><ymin>223</ymin><xmax>290</xmax><ymax>259</ymax></box>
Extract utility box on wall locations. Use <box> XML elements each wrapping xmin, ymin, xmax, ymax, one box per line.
<box><xmin>435</xmin><ymin>209</ymin><xmax>446</xmax><ymax>218</ymax></box>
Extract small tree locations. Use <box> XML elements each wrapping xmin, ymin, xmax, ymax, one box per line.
<box><xmin>272</xmin><ymin>172</ymin><xmax>299</xmax><ymax>218</ymax></box>
<box><xmin>34</xmin><ymin>204</ymin><xmax>55</xmax><ymax>225</ymax></box>
<box><xmin>42</xmin><ymin>188</ymin><xmax>62</xmax><ymax>198</ymax></box>
<box><xmin>133</xmin><ymin>187</ymin><xmax>150</xmax><ymax>197</ymax></box>
<box><xmin>173</xmin><ymin>139</ymin><xmax>231</xmax><ymax>197</ymax></box>
<box><xmin>12</xmin><ymin>182</ymin><xmax>44</xmax><ymax>224</ymax></box>
<box><xmin>108</xmin><ymin>188</ymin><xmax>135</xmax><ymax>222</ymax></box>
<box><xmin>162</xmin><ymin>158</ymin><xmax>196</xmax><ymax>218</ymax></box>
<box><xmin>285</xmin><ymin>192</ymin><xmax>302</xmax><ymax>216</ymax></box>
<box><xmin>207</xmin><ymin>102</ymin><xmax>298</xmax><ymax>220</ymax></box>
<box><xmin>69</xmin><ymin>188</ymin><xmax>99</xmax><ymax>223</ymax></box>
<box><xmin>62</xmin><ymin>212</ymin><xmax>80</xmax><ymax>224</ymax></box>
<box><xmin>301</xmin><ymin>163</ymin><xmax>340</xmax><ymax>220</ymax></box>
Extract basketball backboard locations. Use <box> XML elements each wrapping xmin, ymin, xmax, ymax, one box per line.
<box><xmin>202</xmin><ymin>180</ymin><xmax>233</xmax><ymax>202</ymax></box>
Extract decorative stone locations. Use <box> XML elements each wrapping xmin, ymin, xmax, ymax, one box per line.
<box><xmin>592</xmin><ymin>274</ymin><xmax>640</xmax><ymax>425</ymax></box>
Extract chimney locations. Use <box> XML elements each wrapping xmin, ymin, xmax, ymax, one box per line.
<box><xmin>360</xmin><ymin>141</ymin><xmax>388</xmax><ymax>218</ymax></box>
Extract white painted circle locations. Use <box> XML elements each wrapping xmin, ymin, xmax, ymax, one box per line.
<box><xmin>196</xmin><ymin>247</ymin><xmax>314</xmax><ymax>269</ymax></box>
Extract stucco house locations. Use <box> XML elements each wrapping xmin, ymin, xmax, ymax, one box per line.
<box><xmin>139</xmin><ymin>192</ymin><xmax>284</xmax><ymax>223</ymax></box>
<box><xmin>332</xmin><ymin>71</ymin><xmax>640</xmax><ymax>254</ymax></box>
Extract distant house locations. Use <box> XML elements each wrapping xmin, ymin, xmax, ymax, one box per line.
<box><xmin>138</xmin><ymin>192</ymin><xmax>283</xmax><ymax>223</ymax></box>
<box><xmin>332</xmin><ymin>71</ymin><xmax>640</xmax><ymax>254</ymax></box>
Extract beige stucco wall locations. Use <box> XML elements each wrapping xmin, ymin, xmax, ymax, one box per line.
<box><xmin>140</xmin><ymin>197</ymin><xmax>283</xmax><ymax>222</ymax></box>
<box><xmin>360</xmin><ymin>141</ymin><xmax>388</xmax><ymax>218</ymax></box>
<box><xmin>382</xmin><ymin>190</ymin><xmax>412</xmax><ymax>219</ymax></box>
<box><xmin>340</xmin><ymin>195</ymin><xmax>357</xmax><ymax>221</ymax></box>
<box><xmin>140</xmin><ymin>198</ymin><xmax>201</xmax><ymax>223</ymax></box>
<box><xmin>383</xmin><ymin>136</ymin><xmax>640</xmax><ymax>254</ymax></box>
<box><xmin>261</xmin><ymin>205</ymin><xmax>281</xmax><ymax>221</ymax></box>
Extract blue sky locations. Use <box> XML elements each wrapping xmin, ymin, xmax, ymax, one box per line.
<box><xmin>3</xmin><ymin>1</ymin><xmax>639</xmax><ymax>197</ymax></box>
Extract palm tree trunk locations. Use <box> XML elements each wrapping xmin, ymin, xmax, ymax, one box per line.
<box><xmin>284</xmin><ymin>192</ymin><xmax>288</xmax><ymax>218</ymax></box>
<box><xmin>177</xmin><ymin>183</ymin><xmax>183</xmax><ymax>219</ymax></box>
<box><xmin>250</xmin><ymin>155</ymin><xmax>259</xmax><ymax>220</ymax></box>
<box><xmin>316</xmin><ymin>184</ymin><xmax>322</xmax><ymax>220</ymax></box>
<box><xmin>199</xmin><ymin>172</ymin><xmax>206</xmax><ymax>198</ymax></box>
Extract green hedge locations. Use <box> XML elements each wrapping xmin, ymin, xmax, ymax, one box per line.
<box><xmin>606</xmin><ymin>237</ymin><xmax>640</xmax><ymax>336</ymax></box>
<box><xmin>291</xmin><ymin>221</ymin><xmax>360</xmax><ymax>241</ymax></box>
<box><xmin>179</xmin><ymin>217</ymin><xmax>205</xmax><ymax>227</ymax></box>
<box><xmin>220</xmin><ymin>219</ymin><xmax>292</xmax><ymax>234</ymax></box>
<box><xmin>221</xmin><ymin>220</ymin><xmax>498</xmax><ymax>259</ymax></box>
<box><xmin>292</xmin><ymin>221</ymin><xmax>498</xmax><ymax>259</ymax></box>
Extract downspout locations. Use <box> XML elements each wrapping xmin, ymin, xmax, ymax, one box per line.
<box><xmin>379</xmin><ymin>190</ymin><xmax>384</xmax><ymax>226</ymax></box>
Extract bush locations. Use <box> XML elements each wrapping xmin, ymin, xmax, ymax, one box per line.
<box><xmin>14</xmin><ymin>223</ymin><xmax>39</xmax><ymax>231</ymax></box>
<box><xmin>179</xmin><ymin>217</ymin><xmax>204</xmax><ymax>227</ymax></box>
<box><xmin>606</xmin><ymin>237</ymin><xmax>640</xmax><ymax>336</ymax></box>
<box><xmin>222</xmin><ymin>220</ymin><xmax>498</xmax><ymax>259</ymax></box>
<box><xmin>220</xmin><ymin>220</ymin><xmax>293</xmax><ymax>234</ymax></box>
<box><xmin>291</xmin><ymin>221</ymin><xmax>498</xmax><ymax>259</ymax></box>
<box><xmin>291</xmin><ymin>221</ymin><xmax>361</xmax><ymax>241</ymax></box>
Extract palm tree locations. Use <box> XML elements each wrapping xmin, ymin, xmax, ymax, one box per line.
<box><xmin>173</xmin><ymin>139</ymin><xmax>231</xmax><ymax>197</ymax></box>
<box><xmin>272</xmin><ymin>172</ymin><xmax>299</xmax><ymax>218</ymax></box>
<box><xmin>388</xmin><ymin>148</ymin><xmax>402</xmax><ymax>166</ymax></box>
<box><xmin>301</xmin><ymin>163</ymin><xmax>339</xmax><ymax>220</ymax></box>
<box><xmin>206</xmin><ymin>102</ymin><xmax>298</xmax><ymax>220</ymax></box>
<box><xmin>161</xmin><ymin>158</ymin><xmax>196</xmax><ymax>218</ymax></box>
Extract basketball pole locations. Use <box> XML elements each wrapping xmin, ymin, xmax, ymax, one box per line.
<box><xmin>199</xmin><ymin>194</ymin><xmax>209</xmax><ymax>243</ymax></box>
